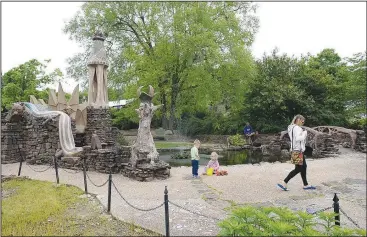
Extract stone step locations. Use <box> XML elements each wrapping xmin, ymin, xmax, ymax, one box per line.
<box><xmin>61</xmin><ymin>156</ymin><xmax>80</xmax><ymax>164</ymax></box>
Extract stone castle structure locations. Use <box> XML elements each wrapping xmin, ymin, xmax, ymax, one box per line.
<box><xmin>1</xmin><ymin>32</ymin><xmax>171</xmax><ymax>181</ymax></box>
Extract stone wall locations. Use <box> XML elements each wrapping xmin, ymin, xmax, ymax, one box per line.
<box><xmin>355</xmin><ymin>130</ymin><xmax>366</xmax><ymax>153</ymax></box>
<box><xmin>193</xmin><ymin>134</ymin><xmax>279</xmax><ymax>145</ymax></box>
<box><xmin>58</xmin><ymin>145</ymin><xmax>131</xmax><ymax>174</ymax></box>
<box><xmin>84</xmin><ymin>107</ymin><xmax>116</xmax><ymax>147</ymax></box>
<box><xmin>1</xmin><ymin>115</ymin><xmax>27</xmax><ymax>164</ymax></box>
<box><xmin>194</xmin><ymin>135</ymin><xmax>230</xmax><ymax>144</ymax></box>
<box><xmin>120</xmin><ymin>161</ymin><xmax>171</xmax><ymax>181</ymax></box>
<box><xmin>1</xmin><ymin>111</ymin><xmax>60</xmax><ymax>165</ymax></box>
<box><xmin>330</xmin><ymin>132</ymin><xmax>353</xmax><ymax>147</ymax></box>
<box><xmin>280</xmin><ymin>131</ymin><xmax>339</xmax><ymax>158</ymax></box>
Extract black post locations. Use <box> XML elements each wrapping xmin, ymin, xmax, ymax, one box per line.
<box><xmin>164</xmin><ymin>186</ymin><xmax>170</xmax><ymax>237</ymax></box>
<box><xmin>54</xmin><ymin>157</ymin><xmax>59</xmax><ymax>184</ymax></box>
<box><xmin>107</xmin><ymin>173</ymin><xmax>112</xmax><ymax>213</ymax></box>
<box><xmin>333</xmin><ymin>193</ymin><xmax>340</xmax><ymax>226</ymax></box>
<box><xmin>18</xmin><ymin>154</ymin><xmax>23</xmax><ymax>176</ymax></box>
<box><xmin>83</xmin><ymin>158</ymin><xmax>88</xmax><ymax>194</ymax></box>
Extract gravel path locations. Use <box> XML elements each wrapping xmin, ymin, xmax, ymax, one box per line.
<box><xmin>2</xmin><ymin>147</ymin><xmax>366</xmax><ymax>235</ymax></box>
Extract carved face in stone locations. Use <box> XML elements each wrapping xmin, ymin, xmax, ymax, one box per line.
<box><xmin>6</xmin><ymin>103</ymin><xmax>25</xmax><ymax>122</ymax></box>
<box><xmin>137</xmin><ymin>102</ymin><xmax>152</xmax><ymax>119</ymax></box>
<box><xmin>12</xmin><ymin>103</ymin><xmax>24</xmax><ymax>115</ymax></box>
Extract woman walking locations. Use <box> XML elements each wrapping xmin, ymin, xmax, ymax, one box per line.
<box><xmin>277</xmin><ymin>114</ymin><xmax>316</xmax><ymax>191</ymax></box>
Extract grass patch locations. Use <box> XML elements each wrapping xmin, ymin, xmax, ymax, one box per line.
<box><xmin>2</xmin><ymin>177</ymin><xmax>159</xmax><ymax>236</ymax></box>
<box><xmin>155</xmin><ymin>141</ymin><xmax>192</xmax><ymax>149</ymax></box>
<box><xmin>207</xmin><ymin>185</ymin><xmax>223</xmax><ymax>195</ymax></box>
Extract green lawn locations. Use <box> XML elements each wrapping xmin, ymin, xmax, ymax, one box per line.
<box><xmin>1</xmin><ymin>177</ymin><xmax>159</xmax><ymax>236</ymax></box>
<box><xmin>155</xmin><ymin>141</ymin><xmax>192</xmax><ymax>149</ymax></box>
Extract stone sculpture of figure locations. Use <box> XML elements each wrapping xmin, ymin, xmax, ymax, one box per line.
<box><xmin>131</xmin><ymin>85</ymin><xmax>163</xmax><ymax>169</ymax></box>
<box><xmin>87</xmin><ymin>31</ymin><xmax>109</xmax><ymax>108</ymax></box>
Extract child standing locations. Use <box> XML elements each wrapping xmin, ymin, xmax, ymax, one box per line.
<box><xmin>203</xmin><ymin>152</ymin><xmax>220</xmax><ymax>175</ymax></box>
<box><xmin>191</xmin><ymin>139</ymin><xmax>201</xmax><ymax>178</ymax></box>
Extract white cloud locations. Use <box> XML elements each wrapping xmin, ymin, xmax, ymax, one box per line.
<box><xmin>2</xmin><ymin>2</ymin><xmax>366</xmax><ymax>93</ymax></box>
<box><xmin>2</xmin><ymin>2</ymin><xmax>84</xmax><ymax>93</ymax></box>
<box><xmin>251</xmin><ymin>2</ymin><xmax>366</xmax><ymax>59</ymax></box>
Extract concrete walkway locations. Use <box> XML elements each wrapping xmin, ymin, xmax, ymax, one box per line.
<box><xmin>2</xmin><ymin>148</ymin><xmax>366</xmax><ymax>235</ymax></box>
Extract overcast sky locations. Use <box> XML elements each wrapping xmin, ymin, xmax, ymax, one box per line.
<box><xmin>2</xmin><ymin>2</ymin><xmax>366</xmax><ymax>93</ymax></box>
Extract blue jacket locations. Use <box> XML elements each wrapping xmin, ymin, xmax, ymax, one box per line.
<box><xmin>244</xmin><ymin>125</ymin><xmax>253</xmax><ymax>135</ymax></box>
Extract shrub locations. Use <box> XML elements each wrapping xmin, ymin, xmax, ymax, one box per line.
<box><xmin>347</xmin><ymin>117</ymin><xmax>367</xmax><ymax>131</ymax></box>
<box><xmin>228</xmin><ymin>134</ymin><xmax>246</xmax><ymax>146</ymax></box>
<box><xmin>218</xmin><ymin>205</ymin><xmax>366</xmax><ymax>236</ymax></box>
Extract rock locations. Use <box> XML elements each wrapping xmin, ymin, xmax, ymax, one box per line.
<box><xmin>91</xmin><ymin>133</ymin><xmax>102</xmax><ymax>150</ymax></box>
<box><xmin>171</xmin><ymin>152</ymin><xmax>189</xmax><ymax>159</ymax></box>
<box><xmin>164</xmin><ymin>130</ymin><xmax>174</xmax><ymax>136</ymax></box>
<box><xmin>281</xmin><ymin>149</ymin><xmax>290</xmax><ymax>159</ymax></box>
<box><xmin>342</xmin><ymin>142</ymin><xmax>351</xmax><ymax>148</ymax></box>
<box><xmin>61</xmin><ymin>157</ymin><xmax>79</xmax><ymax>164</ymax></box>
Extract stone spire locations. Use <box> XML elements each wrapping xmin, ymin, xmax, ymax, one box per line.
<box><xmin>87</xmin><ymin>31</ymin><xmax>109</xmax><ymax>67</ymax></box>
<box><xmin>87</xmin><ymin>31</ymin><xmax>109</xmax><ymax>108</ymax></box>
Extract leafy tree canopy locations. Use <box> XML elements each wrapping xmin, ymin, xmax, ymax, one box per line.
<box><xmin>64</xmin><ymin>2</ymin><xmax>260</xmax><ymax>130</ymax></box>
<box><xmin>1</xmin><ymin>59</ymin><xmax>64</xmax><ymax>110</ymax></box>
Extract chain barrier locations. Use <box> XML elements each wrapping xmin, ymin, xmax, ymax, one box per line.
<box><xmin>85</xmin><ymin>172</ymin><xmax>109</xmax><ymax>187</ymax></box>
<box><xmin>311</xmin><ymin>206</ymin><xmax>334</xmax><ymax>215</ymax></box>
<box><xmin>26</xmin><ymin>163</ymin><xmax>54</xmax><ymax>173</ymax></box>
<box><xmin>168</xmin><ymin>200</ymin><xmax>221</xmax><ymax>221</ymax></box>
<box><xmin>55</xmin><ymin>160</ymin><xmax>83</xmax><ymax>174</ymax></box>
<box><xmin>339</xmin><ymin>208</ymin><xmax>361</xmax><ymax>229</ymax></box>
<box><xmin>112</xmin><ymin>181</ymin><xmax>165</xmax><ymax>212</ymax></box>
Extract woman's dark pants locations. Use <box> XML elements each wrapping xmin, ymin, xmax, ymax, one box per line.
<box><xmin>284</xmin><ymin>156</ymin><xmax>308</xmax><ymax>186</ymax></box>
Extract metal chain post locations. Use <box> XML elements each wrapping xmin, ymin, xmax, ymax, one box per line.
<box><xmin>108</xmin><ymin>173</ymin><xmax>112</xmax><ymax>213</ymax></box>
<box><xmin>164</xmin><ymin>186</ymin><xmax>170</xmax><ymax>237</ymax></box>
<box><xmin>54</xmin><ymin>156</ymin><xmax>59</xmax><ymax>184</ymax></box>
<box><xmin>83</xmin><ymin>158</ymin><xmax>88</xmax><ymax>194</ymax></box>
<box><xmin>333</xmin><ymin>193</ymin><xmax>340</xmax><ymax>226</ymax></box>
<box><xmin>18</xmin><ymin>154</ymin><xmax>23</xmax><ymax>176</ymax></box>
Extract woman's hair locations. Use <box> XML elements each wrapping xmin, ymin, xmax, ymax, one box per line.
<box><xmin>290</xmin><ymin>114</ymin><xmax>305</xmax><ymax>125</ymax></box>
<box><xmin>194</xmin><ymin>139</ymin><xmax>201</xmax><ymax>145</ymax></box>
<box><xmin>210</xmin><ymin>152</ymin><xmax>218</xmax><ymax>160</ymax></box>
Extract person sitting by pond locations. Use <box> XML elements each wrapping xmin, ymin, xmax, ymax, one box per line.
<box><xmin>191</xmin><ymin>139</ymin><xmax>201</xmax><ymax>178</ymax></box>
<box><xmin>202</xmin><ymin>152</ymin><xmax>220</xmax><ymax>175</ymax></box>
<box><xmin>244</xmin><ymin>122</ymin><xmax>256</xmax><ymax>144</ymax></box>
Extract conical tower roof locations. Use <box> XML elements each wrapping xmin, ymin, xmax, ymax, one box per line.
<box><xmin>87</xmin><ymin>31</ymin><xmax>109</xmax><ymax>67</ymax></box>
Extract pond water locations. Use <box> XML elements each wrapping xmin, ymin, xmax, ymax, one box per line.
<box><xmin>158</xmin><ymin>149</ymin><xmax>290</xmax><ymax>167</ymax></box>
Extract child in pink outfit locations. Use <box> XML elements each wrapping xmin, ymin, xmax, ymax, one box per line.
<box><xmin>203</xmin><ymin>152</ymin><xmax>220</xmax><ymax>174</ymax></box>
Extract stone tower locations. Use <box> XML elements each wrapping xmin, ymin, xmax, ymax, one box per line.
<box><xmin>87</xmin><ymin>31</ymin><xmax>109</xmax><ymax>108</ymax></box>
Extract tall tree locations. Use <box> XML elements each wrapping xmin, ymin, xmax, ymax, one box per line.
<box><xmin>64</xmin><ymin>2</ymin><xmax>259</xmax><ymax>130</ymax></box>
<box><xmin>299</xmin><ymin>49</ymin><xmax>349</xmax><ymax>125</ymax></box>
<box><xmin>1</xmin><ymin>59</ymin><xmax>63</xmax><ymax>110</ymax></box>
<box><xmin>243</xmin><ymin>48</ymin><xmax>352</xmax><ymax>133</ymax></box>
<box><xmin>344</xmin><ymin>52</ymin><xmax>366</xmax><ymax>118</ymax></box>
<box><xmin>243</xmin><ymin>48</ymin><xmax>309</xmax><ymax>132</ymax></box>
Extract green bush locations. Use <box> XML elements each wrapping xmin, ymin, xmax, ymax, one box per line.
<box><xmin>110</xmin><ymin>107</ymin><xmax>139</xmax><ymax>130</ymax></box>
<box><xmin>228</xmin><ymin>134</ymin><xmax>246</xmax><ymax>146</ymax></box>
<box><xmin>347</xmin><ymin>117</ymin><xmax>367</xmax><ymax>131</ymax></box>
<box><xmin>218</xmin><ymin>205</ymin><xmax>366</xmax><ymax>236</ymax></box>
<box><xmin>177</xmin><ymin>112</ymin><xmax>244</xmax><ymax>136</ymax></box>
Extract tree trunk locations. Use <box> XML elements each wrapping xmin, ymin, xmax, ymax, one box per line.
<box><xmin>160</xmin><ymin>90</ymin><xmax>169</xmax><ymax>129</ymax></box>
<box><xmin>169</xmin><ymin>80</ymin><xmax>179</xmax><ymax>131</ymax></box>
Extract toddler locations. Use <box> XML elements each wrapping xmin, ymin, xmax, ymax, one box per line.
<box><xmin>203</xmin><ymin>152</ymin><xmax>220</xmax><ymax>175</ymax></box>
